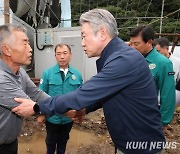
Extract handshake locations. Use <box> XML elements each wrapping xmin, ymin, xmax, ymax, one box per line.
<box><xmin>11</xmin><ymin>98</ymin><xmax>86</xmax><ymax>125</ymax></box>
<box><xmin>64</xmin><ymin>109</ymin><xmax>86</xmax><ymax>124</ymax></box>
<box><xmin>37</xmin><ymin>109</ymin><xmax>86</xmax><ymax>125</ymax></box>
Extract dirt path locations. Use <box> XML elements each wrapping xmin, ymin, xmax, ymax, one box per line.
<box><xmin>19</xmin><ymin>109</ymin><xmax>180</xmax><ymax>154</ymax></box>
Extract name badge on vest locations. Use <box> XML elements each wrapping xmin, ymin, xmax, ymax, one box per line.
<box><xmin>149</xmin><ymin>63</ymin><xmax>156</xmax><ymax>70</ymax></box>
<box><xmin>72</xmin><ymin>75</ymin><xmax>76</xmax><ymax>80</ymax></box>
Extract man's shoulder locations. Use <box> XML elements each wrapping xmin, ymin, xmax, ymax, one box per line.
<box><xmin>19</xmin><ymin>67</ymin><xmax>28</xmax><ymax>74</ymax></box>
<box><xmin>107</xmin><ymin>45</ymin><xmax>144</xmax><ymax>66</ymax></box>
<box><xmin>70</xmin><ymin>67</ymin><xmax>80</xmax><ymax>72</ymax></box>
<box><xmin>0</xmin><ymin>69</ymin><xmax>17</xmax><ymax>83</ymax></box>
<box><xmin>43</xmin><ymin>64</ymin><xmax>58</xmax><ymax>73</ymax></box>
<box><xmin>0</xmin><ymin>69</ymin><xmax>8</xmax><ymax>82</ymax></box>
<box><xmin>153</xmin><ymin>50</ymin><xmax>172</xmax><ymax>64</ymax></box>
<box><xmin>69</xmin><ymin>66</ymin><xmax>81</xmax><ymax>75</ymax></box>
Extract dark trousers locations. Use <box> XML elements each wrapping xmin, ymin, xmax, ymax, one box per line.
<box><xmin>45</xmin><ymin>121</ymin><xmax>73</xmax><ymax>154</ymax></box>
<box><xmin>0</xmin><ymin>139</ymin><xmax>18</xmax><ymax>154</ymax></box>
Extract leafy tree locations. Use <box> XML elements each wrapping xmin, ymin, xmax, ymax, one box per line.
<box><xmin>71</xmin><ymin>0</ymin><xmax>180</xmax><ymax>41</ymax></box>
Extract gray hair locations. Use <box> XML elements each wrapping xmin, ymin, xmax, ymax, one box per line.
<box><xmin>79</xmin><ymin>9</ymin><xmax>119</xmax><ymax>37</ymax></box>
<box><xmin>0</xmin><ymin>24</ymin><xmax>26</xmax><ymax>54</ymax></box>
<box><xmin>0</xmin><ymin>24</ymin><xmax>26</xmax><ymax>43</ymax></box>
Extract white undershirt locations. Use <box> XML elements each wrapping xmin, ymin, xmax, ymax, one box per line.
<box><xmin>60</xmin><ymin>68</ymin><xmax>68</xmax><ymax>77</ymax></box>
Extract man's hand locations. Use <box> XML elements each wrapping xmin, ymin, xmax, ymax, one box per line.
<box><xmin>37</xmin><ymin>115</ymin><xmax>46</xmax><ymax>126</ymax></box>
<box><xmin>76</xmin><ymin>109</ymin><xmax>86</xmax><ymax>123</ymax></box>
<box><xmin>64</xmin><ymin>110</ymin><xmax>77</xmax><ymax>119</ymax></box>
<box><xmin>12</xmin><ymin>98</ymin><xmax>35</xmax><ymax>117</ymax></box>
<box><xmin>65</xmin><ymin>109</ymin><xmax>86</xmax><ymax>124</ymax></box>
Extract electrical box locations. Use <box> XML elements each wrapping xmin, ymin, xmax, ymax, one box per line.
<box><xmin>40</xmin><ymin>31</ymin><xmax>53</xmax><ymax>46</ymax></box>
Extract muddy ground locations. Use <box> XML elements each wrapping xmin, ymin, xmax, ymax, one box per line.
<box><xmin>19</xmin><ymin>107</ymin><xmax>180</xmax><ymax>154</ymax></box>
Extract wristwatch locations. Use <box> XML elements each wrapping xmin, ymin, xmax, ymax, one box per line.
<box><xmin>33</xmin><ymin>103</ymin><xmax>40</xmax><ymax>114</ymax></box>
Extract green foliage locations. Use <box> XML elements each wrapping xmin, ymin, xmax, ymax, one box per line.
<box><xmin>71</xmin><ymin>0</ymin><xmax>180</xmax><ymax>41</ymax></box>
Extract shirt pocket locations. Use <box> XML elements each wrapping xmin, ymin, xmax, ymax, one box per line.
<box><xmin>68</xmin><ymin>78</ymin><xmax>81</xmax><ymax>89</ymax></box>
<box><xmin>48</xmin><ymin>80</ymin><xmax>63</xmax><ymax>96</ymax></box>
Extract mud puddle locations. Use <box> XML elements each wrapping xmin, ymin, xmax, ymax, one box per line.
<box><xmin>18</xmin><ymin>127</ymin><xmax>108</xmax><ymax>154</ymax></box>
<box><xmin>18</xmin><ymin>110</ymin><xmax>114</xmax><ymax>154</ymax></box>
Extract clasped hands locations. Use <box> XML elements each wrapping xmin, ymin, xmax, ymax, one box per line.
<box><xmin>64</xmin><ymin>108</ymin><xmax>86</xmax><ymax>123</ymax></box>
<box><xmin>37</xmin><ymin>109</ymin><xmax>86</xmax><ymax>125</ymax></box>
<box><xmin>11</xmin><ymin>98</ymin><xmax>86</xmax><ymax>124</ymax></box>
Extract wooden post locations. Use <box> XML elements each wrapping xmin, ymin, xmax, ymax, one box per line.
<box><xmin>4</xmin><ymin>0</ymin><xmax>10</xmax><ymax>24</ymax></box>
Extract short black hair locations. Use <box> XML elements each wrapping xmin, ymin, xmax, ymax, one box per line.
<box><xmin>130</xmin><ymin>25</ymin><xmax>154</xmax><ymax>43</ymax></box>
<box><xmin>153</xmin><ymin>37</ymin><xmax>169</xmax><ymax>48</ymax></box>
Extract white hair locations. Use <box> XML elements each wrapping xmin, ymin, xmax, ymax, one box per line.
<box><xmin>80</xmin><ymin>9</ymin><xmax>119</xmax><ymax>37</ymax></box>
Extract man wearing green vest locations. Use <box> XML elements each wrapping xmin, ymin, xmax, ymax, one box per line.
<box><xmin>38</xmin><ymin>43</ymin><xmax>83</xmax><ymax>154</ymax></box>
<box><xmin>129</xmin><ymin>25</ymin><xmax>175</xmax><ymax>126</ymax></box>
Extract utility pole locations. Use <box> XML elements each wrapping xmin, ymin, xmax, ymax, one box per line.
<box><xmin>4</xmin><ymin>0</ymin><xmax>10</xmax><ymax>24</ymax></box>
<box><xmin>159</xmin><ymin>0</ymin><xmax>165</xmax><ymax>34</ymax></box>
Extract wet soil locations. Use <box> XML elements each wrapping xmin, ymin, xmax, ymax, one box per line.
<box><xmin>18</xmin><ymin>108</ymin><xmax>180</xmax><ymax>154</ymax></box>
